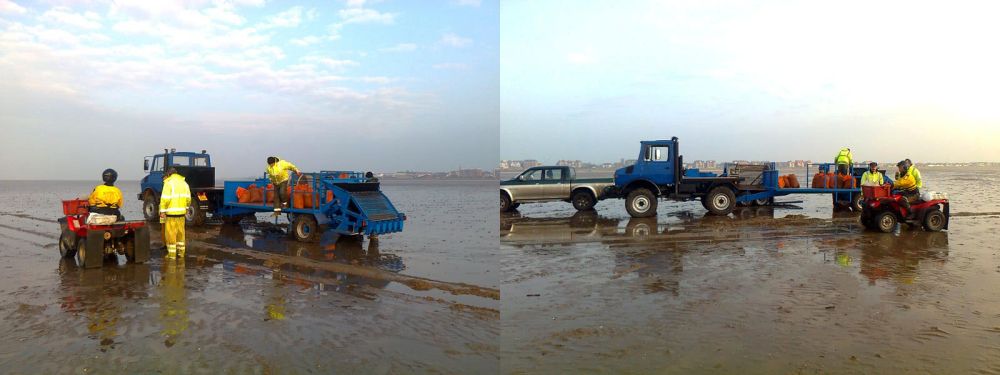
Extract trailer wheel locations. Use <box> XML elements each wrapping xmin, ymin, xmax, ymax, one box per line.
<box><xmin>572</xmin><ymin>191</ymin><xmax>596</xmax><ymax>211</ymax></box>
<box><xmin>874</xmin><ymin>211</ymin><xmax>897</xmax><ymax>233</ymax></box>
<box><xmin>142</xmin><ymin>194</ymin><xmax>158</xmax><ymax>222</ymax></box>
<box><xmin>705</xmin><ymin>187</ymin><xmax>736</xmax><ymax>216</ymax></box>
<box><xmin>59</xmin><ymin>232</ymin><xmax>77</xmax><ymax>258</ymax></box>
<box><xmin>923</xmin><ymin>208</ymin><xmax>946</xmax><ymax>232</ymax></box>
<box><xmin>291</xmin><ymin>215</ymin><xmax>320</xmax><ymax>242</ymax></box>
<box><xmin>850</xmin><ymin>193</ymin><xmax>863</xmax><ymax>211</ymax></box>
<box><xmin>501</xmin><ymin>192</ymin><xmax>514</xmax><ymax>212</ymax></box>
<box><xmin>186</xmin><ymin>200</ymin><xmax>207</xmax><ymax>226</ymax></box>
<box><xmin>626</xmin><ymin>188</ymin><xmax>657</xmax><ymax>218</ymax></box>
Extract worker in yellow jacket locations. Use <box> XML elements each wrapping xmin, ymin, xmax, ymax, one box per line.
<box><xmin>159</xmin><ymin>168</ymin><xmax>191</xmax><ymax>259</ymax></box>
<box><xmin>266</xmin><ymin>156</ymin><xmax>302</xmax><ymax>214</ymax></box>
<box><xmin>88</xmin><ymin>168</ymin><xmax>124</xmax><ymax>220</ymax></box>
<box><xmin>860</xmin><ymin>162</ymin><xmax>884</xmax><ymax>186</ymax></box>
<box><xmin>834</xmin><ymin>148</ymin><xmax>853</xmax><ymax>176</ymax></box>
<box><xmin>893</xmin><ymin>161</ymin><xmax>919</xmax><ymax>215</ymax></box>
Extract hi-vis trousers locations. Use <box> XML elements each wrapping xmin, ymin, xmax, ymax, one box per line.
<box><xmin>164</xmin><ymin>216</ymin><xmax>186</xmax><ymax>258</ymax></box>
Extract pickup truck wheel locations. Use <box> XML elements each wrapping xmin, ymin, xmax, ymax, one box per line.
<box><xmin>571</xmin><ymin>191</ymin><xmax>596</xmax><ymax>211</ymax></box>
<box><xmin>501</xmin><ymin>193</ymin><xmax>514</xmax><ymax>212</ymax></box>
<box><xmin>626</xmin><ymin>188</ymin><xmax>657</xmax><ymax>218</ymax></box>
<box><xmin>705</xmin><ymin>187</ymin><xmax>736</xmax><ymax>216</ymax></box>
<box><xmin>186</xmin><ymin>200</ymin><xmax>207</xmax><ymax>226</ymax></box>
<box><xmin>142</xmin><ymin>194</ymin><xmax>158</xmax><ymax>221</ymax></box>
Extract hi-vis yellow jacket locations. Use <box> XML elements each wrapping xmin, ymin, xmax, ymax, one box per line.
<box><xmin>266</xmin><ymin>159</ymin><xmax>299</xmax><ymax>185</ymax></box>
<box><xmin>89</xmin><ymin>185</ymin><xmax>123</xmax><ymax>208</ymax></box>
<box><xmin>160</xmin><ymin>174</ymin><xmax>191</xmax><ymax>216</ymax></box>
<box><xmin>834</xmin><ymin>148</ymin><xmax>853</xmax><ymax>165</ymax></box>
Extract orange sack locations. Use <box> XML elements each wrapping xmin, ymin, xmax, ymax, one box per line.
<box><xmin>292</xmin><ymin>181</ymin><xmax>314</xmax><ymax>209</ymax></box>
<box><xmin>248</xmin><ymin>184</ymin><xmax>264</xmax><ymax>203</ymax></box>
<box><xmin>786</xmin><ymin>174</ymin><xmax>800</xmax><ymax>188</ymax></box>
<box><xmin>236</xmin><ymin>186</ymin><xmax>250</xmax><ymax>203</ymax></box>
<box><xmin>778</xmin><ymin>175</ymin><xmax>787</xmax><ymax>188</ymax></box>
<box><xmin>811</xmin><ymin>173</ymin><xmax>825</xmax><ymax>188</ymax></box>
<box><xmin>825</xmin><ymin>173</ymin><xmax>836</xmax><ymax>188</ymax></box>
<box><xmin>838</xmin><ymin>174</ymin><xmax>855</xmax><ymax>189</ymax></box>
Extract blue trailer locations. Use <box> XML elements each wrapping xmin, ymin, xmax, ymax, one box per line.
<box><xmin>219</xmin><ymin>171</ymin><xmax>406</xmax><ymax>242</ymax></box>
<box><xmin>611</xmin><ymin>137</ymin><xmax>891</xmax><ymax>218</ymax></box>
<box><xmin>138</xmin><ymin>150</ymin><xmax>405</xmax><ymax>242</ymax></box>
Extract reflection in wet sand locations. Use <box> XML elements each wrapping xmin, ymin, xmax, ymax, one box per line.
<box><xmin>159</xmin><ymin>259</ymin><xmax>189</xmax><ymax>347</ymax></box>
<box><xmin>502</xmin><ymin>207</ymin><xmax>1000</xmax><ymax>374</ymax></box>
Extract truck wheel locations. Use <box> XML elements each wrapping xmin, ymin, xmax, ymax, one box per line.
<box><xmin>874</xmin><ymin>211</ymin><xmax>897</xmax><ymax>233</ymax></box>
<box><xmin>626</xmin><ymin>188</ymin><xmax>657</xmax><ymax>218</ymax></box>
<box><xmin>59</xmin><ymin>232</ymin><xmax>77</xmax><ymax>258</ymax></box>
<box><xmin>850</xmin><ymin>193</ymin><xmax>863</xmax><ymax>211</ymax></box>
<box><xmin>142</xmin><ymin>194</ymin><xmax>158</xmax><ymax>222</ymax></box>
<box><xmin>571</xmin><ymin>191</ymin><xmax>596</xmax><ymax>211</ymax></box>
<box><xmin>923</xmin><ymin>208</ymin><xmax>946</xmax><ymax>232</ymax></box>
<box><xmin>705</xmin><ymin>187</ymin><xmax>736</xmax><ymax>216</ymax></box>
<box><xmin>186</xmin><ymin>200</ymin><xmax>207</xmax><ymax>226</ymax></box>
<box><xmin>291</xmin><ymin>215</ymin><xmax>320</xmax><ymax>242</ymax></box>
<box><xmin>501</xmin><ymin>192</ymin><xmax>514</xmax><ymax>212</ymax></box>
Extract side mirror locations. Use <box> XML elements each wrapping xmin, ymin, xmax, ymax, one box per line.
<box><xmin>143</xmin><ymin>159</ymin><xmax>149</xmax><ymax>171</ymax></box>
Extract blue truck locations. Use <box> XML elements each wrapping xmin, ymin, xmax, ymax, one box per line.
<box><xmin>138</xmin><ymin>149</ymin><xmax>405</xmax><ymax>242</ymax></box>
<box><xmin>612</xmin><ymin>137</ymin><xmax>881</xmax><ymax>217</ymax></box>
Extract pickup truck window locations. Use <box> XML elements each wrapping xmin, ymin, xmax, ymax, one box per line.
<box><xmin>522</xmin><ymin>169</ymin><xmax>543</xmax><ymax>181</ymax></box>
<box><xmin>193</xmin><ymin>156</ymin><xmax>209</xmax><ymax>166</ymax></box>
<box><xmin>171</xmin><ymin>155</ymin><xmax>190</xmax><ymax>166</ymax></box>
<box><xmin>544</xmin><ymin>169</ymin><xmax>563</xmax><ymax>181</ymax></box>
<box><xmin>646</xmin><ymin>146</ymin><xmax>670</xmax><ymax>162</ymax></box>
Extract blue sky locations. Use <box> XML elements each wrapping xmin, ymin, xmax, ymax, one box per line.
<box><xmin>0</xmin><ymin>0</ymin><xmax>496</xmax><ymax>179</ymax></box>
<box><xmin>501</xmin><ymin>0</ymin><xmax>1000</xmax><ymax>164</ymax></box>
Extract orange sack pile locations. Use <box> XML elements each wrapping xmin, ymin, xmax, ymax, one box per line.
<box><xmin>785</xmin><ymin>174</ymin><xmax>800</xmax><ymax>188</ymax></box>
<box><xmin>292</xmin><ymin>180</ymin><xmax>315</xmax><ymax>209</ymax></box>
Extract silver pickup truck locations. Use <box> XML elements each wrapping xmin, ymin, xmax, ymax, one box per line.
<box><xmin>500</xmin><ymin>166</ymin><xmax>615</xmax><ymax>212</ymax></box>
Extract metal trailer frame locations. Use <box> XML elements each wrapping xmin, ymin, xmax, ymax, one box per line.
<box><xmin>217</xmin><ymin>171</ymin><xmax>406</xmax><ymax>241</ymax></box>
<box><xmin>733</xmin><ymin>162</ymin><xmax>895</xmax><ymax>206</ymax></box>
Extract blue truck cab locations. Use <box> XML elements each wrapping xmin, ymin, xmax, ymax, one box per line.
<box><xmin>614</xmin><ymin>137</ymin><xmax>740</xmax><ymax>217</ymax></box>
<box><xmin>138</xmin><ymin>149</ymin><xmax>222</xmax><ymax>225</ymax></box>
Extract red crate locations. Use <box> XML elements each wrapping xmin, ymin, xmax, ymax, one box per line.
<box><xmin>62</xmin><ymin>199</ymin><xmax>89</xmax><ymax>216</ymax></box>
<box><xmin>862</xmin><ymin>185</ymin><xmax>891</xmax><ymax>200</ymax></box>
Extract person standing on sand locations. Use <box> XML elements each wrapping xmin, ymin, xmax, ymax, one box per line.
<box><xmin>159</xmin><ymin>167</ymin><xmax>191</xmax><ymax>260</ymax></box>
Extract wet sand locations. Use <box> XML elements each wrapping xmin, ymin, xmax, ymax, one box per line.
<box><xmin>0</xmin><ymin>180</ymin><xmax>498</xmax><ymax>373</ymax></box>
<box><xmin>502</xmin><ymin>168</ymin><xmax>1000</xmax><ymax>373</ymax></box>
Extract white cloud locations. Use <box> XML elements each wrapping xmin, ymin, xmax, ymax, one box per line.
<box><xmin>453</xmin><ymin>0</ymin><xmax>481</xmax><ymax>6</ymax></box>
<box><xmin>39</xmin><ymin>6</ymin><xmax>102</xmax><ymax>30</ymax></box>
<box><xmin>359</xmin><ymin>76</ymin><xmax>393</xmax><ymax>84</ymax></box>
<box><xmin>379</xmin><ymin>43</ymin><xmax>416</xmax><ymax>52</ymax></box>
<box><xmin>290</xmin><ymin>35</ymin><xmax>322</xmax><ymax>46</ymax></box>
<box><xmin>302</xmin><ymin>56</ymin><xmax>359</xmax><ymax>70</ymax></box>
<box><xmin>262</xmin><ymin>6</ymin><xmax>303</xmax><ymax>28</ymax></box>
<box><xmin>433</xmin><ymin>62</ymin><xmax>468</xmax><ymax>70</ymax></box>
<box><xmin>338</xmin><ymin>7</ymin><xmax>395</xmax><ymax>24</ymax></box>
<box><xmin>439</xmin><ymin>32</ymin><xmax>471</xmax><ymax>48</ymax></box>
<box><xmin>0</xmin><ymin>0</ymin><xmax>26</xmax><ymax>15</ymax></box>
<box><xmin>345</xmin><ymin>0</ymin><xmax>368</xmax><ymax>7</ymax></box>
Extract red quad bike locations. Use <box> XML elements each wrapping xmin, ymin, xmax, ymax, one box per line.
<box><xmin>57</xmin><ymin>199</ymin><xmax>151</xmax><ymax>268</ymax></box>
<box><xmin>860</xmin><ymin>185</ymin><xmax>950</xmax><ymax>233</ymax></box>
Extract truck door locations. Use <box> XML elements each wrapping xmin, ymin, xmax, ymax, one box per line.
<box><xmin>638</xmin><ymin>144</ymin><xmax>675</xmax><ymax>186</ymax></box>
<box><xmin>147</xmin><ymin>155</ymin><xmax>165</xmax><ymax>193</ymax></box>
<box><xmin>512</xmin><ymin>168</ymin><xmax>545</xmax><ymax>200</ymax></box>
<box><xmin>543</xmin><ymin>168</ymin><xmax>570</xmax><ymax>198</ymax></box>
